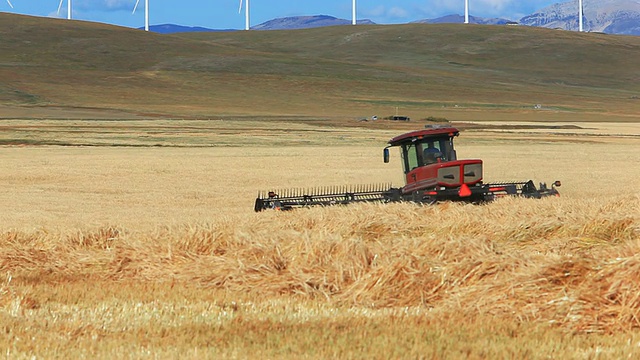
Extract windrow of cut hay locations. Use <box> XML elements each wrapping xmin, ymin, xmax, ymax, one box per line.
<box><xmin>2</xmin><ymin>196</ymin><xmax>639</xmax><ymax>333</ymax></box>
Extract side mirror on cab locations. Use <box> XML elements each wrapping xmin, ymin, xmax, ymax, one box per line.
<box><xmin>383</xmin><ymin>148</ymin><xmax>390</xmax><ymax>163</ymax></box>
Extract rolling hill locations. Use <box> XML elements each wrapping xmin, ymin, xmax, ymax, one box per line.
<box><xmin>0</xmin><ymin>13</ymin><xmax>639</xmax><ymax>121</ymax></box>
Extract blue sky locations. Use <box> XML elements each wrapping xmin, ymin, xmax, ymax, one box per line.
<box><xmin>2</xmin><ymin>0</ymin><xmax>566</xmax><ymax>30</ymax></box>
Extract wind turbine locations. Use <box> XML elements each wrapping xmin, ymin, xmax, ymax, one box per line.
<box><xmin>238</xmin><ymin>0</ymin><xmax>250</xmax><ymax>30</ymax></box>
<box><xmin>578</xmin><ymin>0</ymin><xmax>584</xmax><ymax>32</ymax></box>
<box><xmin>352</xmin><ymin>0</ymin><xmax>356</xmax><ymax>25</ymax></box>
<box><xmin>238</xmin><ymin>0</ymin><xmax>251</xmax><ymax>30</ymax></box>
<box><xmin>57</xmin><ymin>0</ymin><xmax>72</xmax><ymax>20</ymax></box>
<box><xmin>464</xmin><ymin>0</ymin><xmax>469</xmax><ymax>24</ymax></box>
<box><xmin>133</xmin><ymin>0</ymin><xmax>150</xmax><ymax>32</ymax></box>
<box><xmin>5</xmin><ymin>0</ymin><xmax>14</xmax><ymax>9</ymax></box>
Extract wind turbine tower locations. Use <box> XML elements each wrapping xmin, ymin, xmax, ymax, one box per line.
<box><xmin>145</xmin><ymin>0</ymin><xmax>149</xmax><ymax>31</ymax></box>
<box><xmin>57</xmin><ymin>0</ymin><xmax>72</xmax><ymax>20</ymax></box>
<box><xmin>132</xmin><ymin>0</ymin><xmax>150</xmax><ymax>32</ymax></box>
<box><xmin>352</xmin><ymin>0</ymin><xmax>356</xmax><ymax>25</ymax></box>
<box><xmin>464</xmin><ymin>0</ymin><xmax>469</xmax><ymax>24</ymax></box>
<box><xmin>578</xmin><ymin>0</ymin><xmax>583</xmax><ymax>32</ymax></box>
<box><xmin>239</xmin><ymin>0</ymin><xmax>250</xmax><ymax>30</ymax></box>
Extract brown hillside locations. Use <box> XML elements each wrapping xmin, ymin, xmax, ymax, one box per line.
<box><xmin>1</xmin><ymin>13</ymin><xmax>639</xmax><ymax>120</ymax></box>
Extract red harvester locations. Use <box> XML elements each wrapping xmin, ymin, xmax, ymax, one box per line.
<box><xmin>254</xmin><ymin>126</ymin><xmax>560</xmax><ymax>211</ymax></box>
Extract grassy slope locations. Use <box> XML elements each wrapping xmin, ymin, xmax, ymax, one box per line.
<box><xmin>1</xmin><ymin>13</ymin><xmax>639</xmax><ymax>120</ymax></box>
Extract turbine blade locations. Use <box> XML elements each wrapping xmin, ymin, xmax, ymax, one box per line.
<box><xmin>238</xmin><ymin>0</ymin><xmax>243</xmax><ymax>14</ymax></box>
<box><xmin>6</xmin><ymin>0</ymin><xmax>13</xmax><ymax>9</ymax></box>
<box><xmin>57</xmin><ymin>0</ymin><xmax>64</xmax><ymax>15</ymax></box>
<box><xmin>133</xmin><ymin>0</ymin><xmax>140</xmax><ymax>14</ymax></box>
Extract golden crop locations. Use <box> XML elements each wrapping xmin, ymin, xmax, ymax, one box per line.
<box><xmin>1</xmin><ymin>120</ymin><xmax>639</xmax><ymax>358</ymax></box>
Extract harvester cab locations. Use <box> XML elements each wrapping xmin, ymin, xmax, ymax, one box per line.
<box><xmin>254</xmin><ymin>126</ymin><xmax>560</xmax><ymax>211</ymax></box>
<box><xmin>383</xmin><ymin>126</ymin><xmax>486</xmax><ymax>202</ymax></box>
<box><xmin>383</xmin><ymin>128</ymin><xmax>458</xmax><ymax>166</ymax></box>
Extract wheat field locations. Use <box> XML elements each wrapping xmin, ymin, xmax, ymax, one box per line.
<box><xmin>1</xmin><ymin>120</ymin><xmax>639</xmax><ymax>358</ymax></box>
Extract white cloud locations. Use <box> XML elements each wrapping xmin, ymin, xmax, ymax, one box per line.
<box><xmin>363</xmin><ymin>5</ymin><xmax>410</xmax><ymax>20</ymax></box>
<box><xmin>75</xmin><ymin>0</ymin><xmax>137</xmax><ymax>12</ymax></box>
<box><xmin>415</xmin><ymin>0</ymin><xmax>459</xmax><ymax>18</ymax></box>
<box><xmin>366</xmin><ymin>5</ymin><xmax>387</xmax><ymax>17</ymax></box>
<box><xmin>388</xmin><ymin>6</ymin><xmax>409</xmax><ymax>18</ymax></box>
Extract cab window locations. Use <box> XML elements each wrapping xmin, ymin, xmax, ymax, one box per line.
<box><xmin>418</xmin><ymin>137</ymin><xmax>455</xmax><ymax>165</ymax></box>
<box><xmin>420</xmin><ymin>140</ymin><xmax>443</xmax><ymax>165</ymax></box>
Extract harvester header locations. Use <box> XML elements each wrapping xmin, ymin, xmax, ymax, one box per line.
<box><xmin>254</xmin><ymin>126</ymin><xmax>560</xmax><ymax>211</ymax></box>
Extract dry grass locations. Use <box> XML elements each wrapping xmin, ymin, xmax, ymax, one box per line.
<box><xmin>1</xmin><ymin>121</ymin><xmax>639</xmax><ymax>358</ymax></box>
<box><xmin>2</xmin><ymin>197</ymin><xmax>639</xmax><ymax>325</ymax></box>
<box><xmin>1</xmin><ymin>197</ymin><xmax>639</xmax><ymax>358</ymax></box>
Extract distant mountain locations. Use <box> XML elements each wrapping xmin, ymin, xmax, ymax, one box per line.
<box><xmin>141</xmin><ymin>1</ymin><xmax>639</xmax><ymax>36</ymax></box>
<box><xmin>413</xmin><ymin>14</ymin><xmax>513</xmax><ymax>26</ymax></box>
<box><xmin>520</xmin><ymin>0</ymin><xmax>640</xmax><ymax>35</ymax></box>
<box><xmin>140</xmin><ymin>24</ymin><xmax>233</xmax><ymax>34</ymax></box>
<box><xmin>252</xmin><ymin>15</ymin><xmax>375</xmax><ymax>31</ymax></box>
<box><xmin>141</xmin><ymin>16</ymin><xmax>375</xmax><ymax>34</ymax></box>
